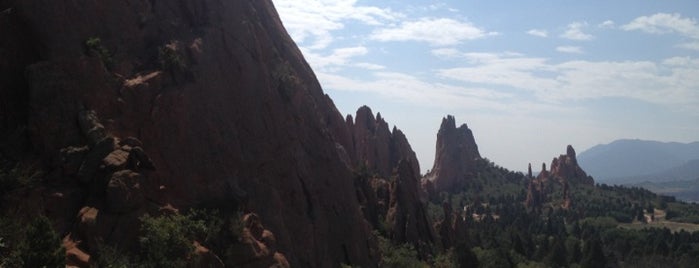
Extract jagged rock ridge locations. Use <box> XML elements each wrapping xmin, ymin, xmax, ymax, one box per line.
<box><xmin>425</xmin><ymin>115</ymin><xmax>481</xmax><ymax>193</ymax></box>
<box><xmin>340</xmin><ymin>106</ymin><xmax>435</xmax><ymax>256</ymax></box>
<box><xmin>526</xmin><ymin>145</ymin><xmax>595</xmax><ymax>208</ymax></box>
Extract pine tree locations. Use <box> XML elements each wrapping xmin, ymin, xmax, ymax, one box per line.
<box><xmin>19</xmin><ymin>215</ymin><xmax>65</xmax><ymax>268</ymax></box>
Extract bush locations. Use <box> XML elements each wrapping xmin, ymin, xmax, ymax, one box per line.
<box><xmin>138</xmin><ymin>213</ymin><xmax>199</xmax><ymax>268</ymax></box>
<box><xmin>85</xmin><ymin>37</ymin><xmax>114</xmax><ymax>69</ymax></box>
<box><xmin>377</xmin><ymin>233</ymin><xmax>428</xmax><ymax>268</ymax></box>
<box><xmin>137</xmin><ymin>209</ymin><xmax>224</xmax><ymax>267</ymax></box>
<box><xmin>18</xmin><ymin>215</ymin><xmax>65</xmax><ymax>268</ymax></box>
<box><xmin>0</xmin><ymin>162</ymin><xmax>43</xmax><ymax>199</ymax></box>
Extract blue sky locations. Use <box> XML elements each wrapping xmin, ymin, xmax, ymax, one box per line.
<box><xmin>272</xmin><ymin>0</ymin><xmax>699</xmax><ymax>172</ymax></box>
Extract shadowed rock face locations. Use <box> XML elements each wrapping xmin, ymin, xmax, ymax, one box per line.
<box><xmin>342</xmin><ymin>106</ymin><xmax>434</xmax><ymax>255</ymax></box>
<box><xmin>425</xmin><ymin>115</ymin><xmax>481</xmax><ymax>193</ymax></box>
<box><xmin>0</xmin><ymin>0</ymin><xmax>378</xmax><ymax>266</ymax></box>
<box><xmin>345</xmin><ymin>106</ymin><xmax>421</xmax><ymax>178</ymax></box>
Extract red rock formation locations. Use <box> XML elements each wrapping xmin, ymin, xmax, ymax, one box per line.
<box><xmin>550</xmin><ymin>145</ymin><xmax>594</xmax><ymax>185</ymax></box>
<box><xmin>526</xmin><ymin>145</ymin><xmax>594</xmax><ymax>209</ymax></box>
<box><xmin>1</xmin><ymin>0</ymin><xmax>379</xmax><ymax>266</ymax></box>
<box><xmin>386</xmin><ymin>160</ymin><xmax>435</xmax><ymax>257</ymax></box>
<box><xmin>425</xmin><ymin>115</ymin><xmax>481</xmax><ymax>193</ymax></box>
<box><xmin>347</xmin><ymin>106</ymin><xmax>420</xmax><ymax>178</ymax></box>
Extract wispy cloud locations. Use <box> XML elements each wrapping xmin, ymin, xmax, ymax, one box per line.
<box><xmin>556</xmin><ymin>46</ymin><xmax>584</xmax><ymax>54</ymax></box>
<box><xmin>301</xmin><ymin>46</ymin><xmax>369</xmax><ymax>71</ymax></box>
<box><xmin>598</xmin><ymin>20</ymin><xmax>615</xmax><ymax>29</ymax></box>
<box><xmin>527</xmin><ymin>29</ymin><xmax>548</xmax><ymax>37</ymax></box>
<box><xmin>370</xmin><ymin>18</ymin><xmax>497</xmax><ymax>46</ymax></box>
<box><xmin>274</xmin><ymin>0</ymin><xmax>400</xmax><ymax>49</ymax></box>
<box><xmin>316</xmin><ymin>71</ymin><xmax>515</xmax><ymax>111</ymax></box>
<box><xmin>561</xmin><ymin>22</ymin><xmax>594</xmax><ymax>41</ymax></box>
<box><xmin>622</xmin><ymin>13</ymin><xmax>699</xmax><ymax>51</ymax></box>
<box><xmin>435</xmin><ymin>50</ymin><xmax>699</xmax><ymax>110</ymax></box>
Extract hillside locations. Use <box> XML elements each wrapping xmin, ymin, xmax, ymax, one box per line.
<box><xmin>578</xmin><ymin>139</ymin><xmax>699</xmax><ymax>183</ymax></box>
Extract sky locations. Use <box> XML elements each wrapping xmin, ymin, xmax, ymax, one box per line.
<box><xmin>271</xmin><ymin>0</ymin><xmax>699</xmax><ymax>173</ymax></box>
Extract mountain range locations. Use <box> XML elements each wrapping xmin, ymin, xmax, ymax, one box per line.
<box><xmin>578</xmin><ymin>139</ymin><xmax>699</xmax><ymax>184</ymax></box>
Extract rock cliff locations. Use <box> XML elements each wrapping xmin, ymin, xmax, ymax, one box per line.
<box><xmin>342</xmin><ymin>106</ymin><xmax>434</xmax><ymax>255</ymax></box>
<box><xmin>425</xmin><ymin>115</ymin><xmax>481</xmax><ymax>193</ymax></box>
<box><xmin>525</xmin><ymin>145</ymin><xmax>594</xmax><ymax>208</ymax></box>
<box><xmin>0</xmin><ymin>0</ymin><xmax>378</xmax><ymax>266</ymax></box>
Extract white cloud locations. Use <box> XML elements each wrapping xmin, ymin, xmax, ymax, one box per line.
<box><xmin>317</xmin><ymin>71</ymin><xmax>516</xmax><ymax>111</ymax></box>
<box><xmin>370</xmin><ymin>18</ymin><xmax>497</xmax><ymax>46</ymax></box>
<box><xmin>527</xmin><ymin>29</ymin><xmax>548</xmax><ymax>37</ymax></box>
<box><xmin>556</xmin><ymin>46</ymin><xmax>584</xmax><ymax>54</ymax></box>
<box><xmin>301</xmin><ymin>46</ymin><xmax>369</xmax><ymax>71</ymax></box>
<box><xmin>273</xmin><ymin>0</ymin><xmax>400</xmax><ymax>49</ymax></box>
<box><xmin>435</xmin><ymin>50</ymin><xmax>699</xmax><ymax>109</ymax></box>
<box><xmin>354</xmin><ymin>62</ymin><xmax>386</xmax><ymax>70</ymax></box>
<box><xmin>678</xmin><ymin>42</ymin><xmax>699</xmax><ymax>51</ymax></box>
<box><xmin>561</xmin><ymin>22</ymin><xmax>594</xmax><ymax>41</ymax></box>
<box><xmin>598</xmin><ymin>20</ymin><xmax>615</xmax><ymax>29</ymax></box>
<box><xmin>622</xmin><ymin>13</ymin><xmax>699</xmax><ymax>51</ymax></box>
<box><xmin>622</xmin><ymin>13</ymin><xmax>699</xmax><ymax>38</ymax></box>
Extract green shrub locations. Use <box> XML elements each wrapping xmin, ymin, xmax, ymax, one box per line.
<box><xmin>85</xmin><ymin>37</ymin><xmax>114</xmax><ymax>69</ymax></box>
<box><xmin>137</xmin><ymin>209</ymin><xmax>225</xmax><ymax>267</ymax></box>
<box><xmin>94</xmin><ymin>242</ymin><xmax>131</xmax><ymax>268</ymax></box>
<box><xmin>158</xmin><ymin>45</ymin><xmax>186</xmax><ymax>73</ymax></box>
<box><xmin>377</xmin><ymin>233</ymin><xmax>428</xmax><ymax>268</ymax></box>
<box><xmin>18</xmin><ymin>215</ymin><xmax>65</xmax><ymax>268</ymax></box>
<box><xmin>138</xmin><ymin>213</ymin><xmax>197</xmax><ymax>268</ymax></box>
<box><xmin>0</xmin><ymin>162</ymin><xmax>43</xmax><ymax>199</ymax></box>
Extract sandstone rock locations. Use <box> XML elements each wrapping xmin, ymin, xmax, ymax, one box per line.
<box><xmin>549</xmin><ymin>145</ymin><xmax>594</xmax><ymax>185</ymax></box>
<box><xmin>386</xmin><ymin>160</ymin><xmax>435</xmax><ymax>257</ymax></box>
<box><xmin>190</xmin><ymin>241</ymin><xmax>225</xmax><ymax>268</ymax></box>
<box><xmin>59</xmin><ymin>146</ymin><xmax>89</xmax><ymax>176</ymax></box>
<box><xmin>5</xmin><ymin>0</ymin><xmax>380</xmax><ymax>266</ymax></box>
<box><xmin>119</xmin><ymin>136</ymin><xmax>143</xmax><ymax>148</ymax></box>
<box><xmin>78</xmin><ymin>110</ymin><xmax>108</xmax><ymax>146</ymax></box>
<box><xmin>101</xmin><ymin>149</ymin><xmax>129</xmax><ymax>172</ymax></box>
<box><xmin>526</xmin><ymin>146</ymin><xmax>594</xmax><ymax>209</ymax></box>
<box><xmin>77</xmin><ymin>137</ymin><xmax>115</xmax><ymax>183</ymax></box>
<box><xmin>425</xmin><ymin>115</ymin><xmax>481</xmax><ymax>193</ymax></box>
<box><xmin>105</xmin><ymin>170</ymin><xmax>145</xmax><ymax>213</ymax></box>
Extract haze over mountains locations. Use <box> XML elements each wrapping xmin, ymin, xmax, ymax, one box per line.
<box><xmin>578</xmin><ymin>139</ymin><xmax>699</xmax><ymax>184</ymax></box>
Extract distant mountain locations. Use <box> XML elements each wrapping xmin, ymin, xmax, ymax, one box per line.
<box><xmin>577</xmin><ymin>139</ymin><xmax>699</xmax><ymax>183</ymax></box>
<box><xmin>634</xmin><ymin>178</ymin><xmax>699</xmax><ymax>203</ymax></box>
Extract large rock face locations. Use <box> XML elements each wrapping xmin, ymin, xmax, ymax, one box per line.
<box><xmin>425</xmin><ymin>115</ymin><xmax>481</xmax><ymax>193</ymax></box>
<box><xmin>341</xmin><ymin>106</ymin><xmax>434</xmax><ymax>255</ymax></box>
<box><xmin>1</xmin><ymin>0</ymin><xmax>378</xmax><ymax>266</ymax></box>
<box><xmin>346</xmin><ymin>106</ymin><xmax>420</xmax><ymax>177</ymax></box>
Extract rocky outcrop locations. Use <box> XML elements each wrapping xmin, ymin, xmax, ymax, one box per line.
<box><xmin>346</xmin><ymin>106</ymin><xmax>420</xmax><ymax>177</ymax></box>
<box><xmin>341</xmin><ymin>106</ymin><xmax>435</xmax><ymax>257</ymax></box>
<box><xmin>550</xmin><ymin>145</ymin><xmax>594</xmax><ymax>185</ymax></box>
<box><xmin>526</xmin><ymin>145</ymin><xmax>594</xmax><ymax>209</ymax></box>
<box><xmin>386</xmin><ymin>160</ymin><xmax>435</xmax><ymax>257</ymax></box>
<box><xmin>425</xmin><ymin>115</ymin><xmax>481</xmax><ymax>193</ymax></box>
<box><xmin>1</xmin><ymin>0</ymin><xmax>379</xmax><ymax>266</ymax></box>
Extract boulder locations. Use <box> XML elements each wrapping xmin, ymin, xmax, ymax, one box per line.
<box><xmin>105</xmin><ymin>170</ymin><xmax>145</xmax><ymax>213</ymax></box>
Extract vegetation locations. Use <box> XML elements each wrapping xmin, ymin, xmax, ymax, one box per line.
<box><xmin>85</xmin><ymin>37</ymin><xmax>114</xmax><ymax>69</ymax></box>
<box><xmin>420</xmin><ymin>160</ymin><xmax>699</xmax><ymax>268</ymax></box>
<box><xmin>0</xmin><ymin>215</ymin><xmax>64</xmax><ymax>267</ymax></box>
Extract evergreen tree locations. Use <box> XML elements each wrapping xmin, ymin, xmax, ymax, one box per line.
<box><xmin>581</xmin><ymin>238</ymin><xmax>606</xmax><ymax>268</ymax></box>
<box><xmin>19</xmin><ymin>215</ymin><xmax>64</xmax><ymax>268</ymax></box>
